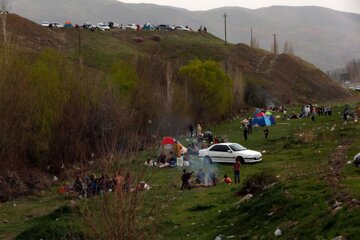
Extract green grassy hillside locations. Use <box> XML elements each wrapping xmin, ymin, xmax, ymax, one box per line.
<box><xmin>0</xmin><ymin>14</ymin><xmax>358</xmax><ymax>240</ymax></box>
<box><xmin>1</xmin><ymin>103</ymin><xmax>360</xmax><ymax>239</ymax></box>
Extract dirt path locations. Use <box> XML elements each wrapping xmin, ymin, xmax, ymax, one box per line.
<box><xmin>321</xmin><ymin>140</ymin><xmax>360</xmax><ymax>208</ymax></box>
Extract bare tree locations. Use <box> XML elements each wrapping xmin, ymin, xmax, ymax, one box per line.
<box><xmin>0</xmin><ymin>0</ymin><xmax>11</xmax><ymax>63</ymax></box>
<box><xmin>283</xmin><ymin>40</ymin><xmax>294</xmax><ymax>55</ymax></box>
<box><xmin>346</xmin><ymin>58</ymin><xmax>360</xmax><ymax>83</ymax></box>
<box><xmin>252</xmin><ymin>37</ymin><xmax>260</xmax><ymax>49</ymax></box>
<box><xmin>250</xmin><ymin>27</ymin><xmax>260</xmax><ymax>48</ymax></box>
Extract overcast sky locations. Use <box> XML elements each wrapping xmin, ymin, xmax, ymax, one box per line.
<box><xmin>121</xmin><ymin>0</ymin><xmax>360</xmax><ymax>14</ymax></box>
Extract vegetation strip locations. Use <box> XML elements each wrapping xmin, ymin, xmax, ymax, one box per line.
<box><xmin>322</xmin><ymin>140</ymin><xmax>360</xmax><ymax>208</ymax></box>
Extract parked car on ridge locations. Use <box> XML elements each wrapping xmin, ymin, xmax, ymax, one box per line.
<box><xmin>125</xmin><ymin>23</ymin><xmax>137</xmax><ymax>30</ymax></box>
<box><xmin>97</xmin><ymin>23</ymin><xmax>110</xmax><ymax>31</ymax></box>
<box><xmin>51</xmin><ymin>22</ymin><xmax>64</xmax><ymax>28</ymax></box>
<box><xmin>83</xmin><ymin>22</ymin><xmax>97</xmax><ymax>31</ymax></box>
<box><xmin>41</xmin><ymin>21</ymin><xmax>50</xmax><ymax>27</ymax></box>
<box><xmin>172</xmin><ymin>25</ymin><xmax>191</xmax><ymax>31</ymax></box>
<box><xmin>155</xmin><ymin>24</ymin><xmax>172</xmax><ymax>31</ymax></box>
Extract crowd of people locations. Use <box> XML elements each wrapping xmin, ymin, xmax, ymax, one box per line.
<box><xmin>273</xmin><ymin>104</ymin><xmax>332</xmax><ymax>120</ymax></box>
<box><xmin>180</xmin><ymin>157</ymin><xmax>243</xmax><ymax>190</ymax></box>
<box><xmin>181</xmin><ymin>168</ymin><xmax>218</xmax><ymax>190</ymax></box>
<box><xmin>60</xmin><ymin>172</ymin><xmax>150</xmax><ymax>198</ymax></box>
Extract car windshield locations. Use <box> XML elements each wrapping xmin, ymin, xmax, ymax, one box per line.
<box><xmin>229</xmin><ymin>144</ymin><xmax>246</xmax><ymax>151</ymax></box>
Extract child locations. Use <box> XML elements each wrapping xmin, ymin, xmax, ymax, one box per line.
<box><xmin>222</xmin><ymin>174</ymin><xmax>232</xmax><ymax>184</ymax></box>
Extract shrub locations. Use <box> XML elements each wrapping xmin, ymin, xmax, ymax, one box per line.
<box><xmin>106</xmin><ymin>60</ymin><xmax>139</xmax><ymax>103</ymax></box>
<box><xmin>179</xmin><ymin>59</ymin><xmax>233</xmax><ymax>120</ymax></box>
<box><xmin>150</xmin><ymin>35</ymin><xmax>162</xmax><ymax>42</ymax></box>
<box><xmin>81</xmin><ymin>166</ymin><xmax>158</xmax><ymax>240</ymax></box>
<box><xmin>238</xmin><ymin>171</ymin><xmax>277</xmax><ymax>195</ymax></box>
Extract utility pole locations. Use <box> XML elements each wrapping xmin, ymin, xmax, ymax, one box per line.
<box><xmin>78</xmin><ymin>27</ymin><xmax>82</xmax><ymax>66</ymax></box>
<box><xmin>223</xmin><ymin>12</ymin><xmax>227</xmax><ymax>45</ymax></box>
<box><xmin>273</xmin><ymin>34</ymin><xmax>277</xmax><ymax>54</ymax></box>
<box><xmin>250</xmin><ymin>27</ymin><xmax>253</xmax><ymax>48</ymax></box>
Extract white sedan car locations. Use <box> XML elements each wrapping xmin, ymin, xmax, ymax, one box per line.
<box><xmin>172</xmin><ymin>25</ymin><xmax>191</xmax><ymax>31</ymax></box>
<box><xmin>354</xmin><ymin>153</ymin><xmax>360</xmax><ymax>167</ymax></box>
<box><xmin>98</xmin><ymin>23</ymin><xmax>111</xmax><ymax>31</ymax></box>
<box><xmin>125</xmin><ymin>24</ymin><xmax>138</xmax><ymax>30</ymax></box>
<box><xmin>41</xmin><ymin>21</ymin><xmax>50</xmax><ymax>27</ymax></box>
<box><xmin>199</xmin><ymin>143</ymin><xmax>262</xmax><ymax>164</ymax></box>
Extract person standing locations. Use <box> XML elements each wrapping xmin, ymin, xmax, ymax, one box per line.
<box><xmin>243</xmin><ymin>126</ymin><xmax>248</xmax><ymax>141</ymax></box>
<box><xmin>247</xmin><ymin>118</ymin><xmax>253</xmax><ymax>134</ymax></box>
<box><xmin>234</xmin><ymin>157</ymin><xmax>242</xmax><ymax>184</ymax></box>
<box><xmin>73</xmin><ymin>175</ymin><xmax>85</xmax><ymax>197</ymax></box>
<box><xmin>114</xmin><ymin>173</ymin><xmax>124</xmax><ymax>193</ymax></box>
<box><xmin>174</xmin><ymin>141</ymin><xmax>183</xmax><ymax>167</ymax></box>
<box><xmin>189</xmin><ymin>124</ymin><xmax>194</xmax><ymax>137</ymax></box>
<box><xmin>264</xmin><ymin>127</ymin><xmax>269</xmax><ymax>140</ymax></box>
<box><xmin>283</xmin><ymin>108</ymin><xmax>287</xmax><ymax>120</ymax></box>
<box><xmin>197</xmin><ymin>123</ymin><xmax>202</xmax><ymax>136</ymax></box>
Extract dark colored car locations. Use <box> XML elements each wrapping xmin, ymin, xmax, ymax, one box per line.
<box><xmin>82</xmin><ymin>23</ymin><xmax>96</xmax><ymax>31</ymax></box>
<box><xmin>155</xmin><ymin>24</ymin><xmax>172</xmax><ymax>31</ymax></box>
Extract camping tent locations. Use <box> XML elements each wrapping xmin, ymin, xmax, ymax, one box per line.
<box><xmin>160</xmin><ymin>137</ymin><xmax>187</xmax><ymax>158</ymax></box>
<box><xmin>252</xmin><ymin>110</ymin><xmax>272</xmax><ymax>127</ymax></box>
<box><xmin>265</xmin><ymin>111</ymin><xmax>276</xmax><ymax>125</ymax></box>
<box><xmin>64</xmin><ymin>21</ymin><xmax>73</xmax><ymax>28</ymax></box>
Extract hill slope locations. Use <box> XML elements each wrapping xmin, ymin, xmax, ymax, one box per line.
<box><xmin>0</xmin><ymin>14</ymin><xmax>64</xmax><ymax>51</ymax></box>
<box><xmin>2</xmin><ymin>14</ymin><xmax>348</xmax><ymax>105</ymax></box>
<box><xmin>10</xmin><ymin>0</ymin><xmax>360</xmax><ymax>71</ymax></box>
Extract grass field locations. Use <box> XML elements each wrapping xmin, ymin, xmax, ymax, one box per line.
<box><xmin>1</xmin><ymin>102</ymin><xmax>360</xmax><ymax>239</ymax></box>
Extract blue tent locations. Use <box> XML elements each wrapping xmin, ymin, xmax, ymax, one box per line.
<box><xmin>252</xmin><ymin>110</ymin><xmax>272</xmax><ymax>127</ymax></box>
<box><xmin>265</xmin><ymin>111</ymin><xmax>276</xmax><ymax>125</ymax></box>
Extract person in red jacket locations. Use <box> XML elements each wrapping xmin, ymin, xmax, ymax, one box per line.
<box><xmin>234</xmin><ymin>157</ymin><xmax>242</xmax><ymax>184</ymax></box>
<box><xmin>222</xmin><ymin>174</ymin><xmax>232</xmax><ymax>184</ymax></box>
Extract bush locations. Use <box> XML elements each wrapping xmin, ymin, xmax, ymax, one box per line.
<box><xmin>238</xmin><ymin>171</ymin><xmax>277</xmax><ymax>195</ymax></box>
<box><xmin>179</xmin><ymin>59</ymin><xmax>233</xmax><ymax>120</ymax></box>
<box><xmin>150</xmin><ymin>35</ymin><xmax>162</xmax><ymax>42</ymax></box>
<box><xmin>106</xmin><ymin>60</ymin><xmax>139</xmax><ymax>103</ymax></box>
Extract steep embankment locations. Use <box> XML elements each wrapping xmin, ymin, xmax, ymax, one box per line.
<box><xmin>2</xmin><ymin>14</ymin><xmax>348</xmax><ymax>105</ymax></box>
<box><xmin>0</xmin><ymin>14</ymin><xmax>65</xmax><ymax>51</ymax></box>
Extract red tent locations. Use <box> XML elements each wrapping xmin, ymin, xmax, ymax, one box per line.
<box><xmin>161</xmin><ymin>136</ymin><xmax>175</xmax><ymax>145</ymax></box>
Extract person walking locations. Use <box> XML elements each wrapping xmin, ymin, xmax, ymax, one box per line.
<box><xmin>243</xmin><ymin>126</ymin><xmax>248</xmax><ymax>141</ymax></box>
<box><xmin>264</xmin><ymin>127</ymin><xmax>269</xmax><ymax>140</ymax></box>
<box><xmin>234</xmin><ymin>157</ymin><xmax>242</xmax><ymax>184</ymax></box>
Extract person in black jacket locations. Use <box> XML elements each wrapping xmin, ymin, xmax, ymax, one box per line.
<box><xmin>181</xmin><ymin>169</ymin><xmax>193</xmax><ymax>190</ymax></box>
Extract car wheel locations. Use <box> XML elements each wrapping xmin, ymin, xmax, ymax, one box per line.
<box><xmin>204</xmin><ymin>156</ymin><xmax>212</xmax><ymax>164</ymax></box>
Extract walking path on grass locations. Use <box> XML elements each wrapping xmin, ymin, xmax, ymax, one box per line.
<box><xmin>321</xmin><ymin>140</ymin><xmax>360</xmax><ymax>208</ymax></box>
